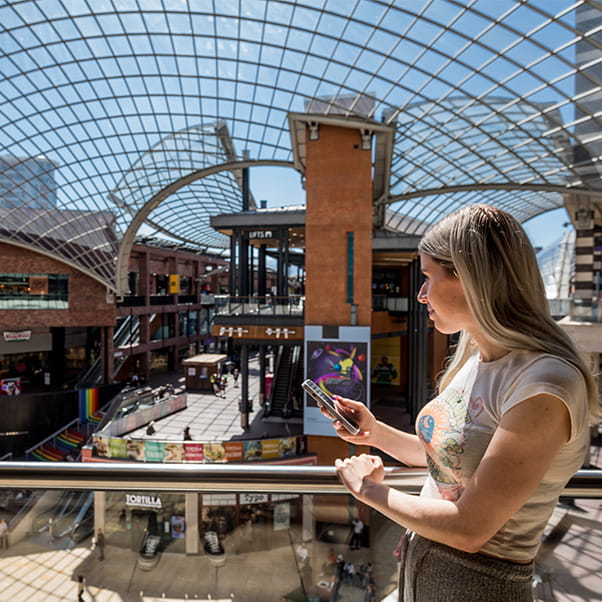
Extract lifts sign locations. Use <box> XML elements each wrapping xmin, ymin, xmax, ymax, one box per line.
<box><xmin>125</xmin><ymin>494</ymin><xmax>162</xmax><ymax>509</ymax></box>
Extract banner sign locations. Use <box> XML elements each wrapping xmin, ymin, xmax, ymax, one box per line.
<box><xmin>3</xmin><ymin>331</ymin><xmax>32</xmax><ymax>342</ymax></box>
<box><xmin>92</xmin><ymin>435</ymin><xmax>307</xmax><ymax>464</ymax></box>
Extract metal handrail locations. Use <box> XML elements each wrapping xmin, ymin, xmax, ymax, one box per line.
<box><xmin>0</xmin><ymin>463</ymin><xmax>600</xmax><ymax>498</ymax></box>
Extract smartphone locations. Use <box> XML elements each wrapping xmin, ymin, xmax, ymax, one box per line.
<box><xmin>301</xmin><ymin>378</ymin><xmax>360</xmax><ymax>435</ymax></box>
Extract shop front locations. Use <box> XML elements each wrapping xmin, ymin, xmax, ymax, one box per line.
<box><xmin>201</xmin><ymin>492</ymin><xmax>303</xmax><ymax>554</ymax></box>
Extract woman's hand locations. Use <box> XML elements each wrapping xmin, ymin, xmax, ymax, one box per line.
<box><xmin>320</xmin><ymin>396</ymin><xmax>378</xmax><ymax>444</ymax></box>
<box><xmin>335</xmin><ymin>454</ymin><xmax>385</xmax><ymax>499</ymax></box>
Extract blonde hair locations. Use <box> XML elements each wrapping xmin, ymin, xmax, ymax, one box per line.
<box><xmin>419</xmin><ymin>204</ymin><xmax>599</xmax><ymax>423</ymax></box>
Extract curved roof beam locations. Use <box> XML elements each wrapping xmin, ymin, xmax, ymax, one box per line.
<box><xmin>114</xmin><ymin>159</ymin><xmax>294</xmax><ymax>297</ymax></box>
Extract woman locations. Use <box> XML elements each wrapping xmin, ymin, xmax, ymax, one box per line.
<box><xmin>330</xmin><ymin>205</ymin><xmax>598</xmax><ymax>601</ymax></box>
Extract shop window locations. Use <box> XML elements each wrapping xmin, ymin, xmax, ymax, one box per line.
<box><xmin>0</xmin><ymin>273</ymin><xmax>68</xmax><ymax>309</ymax></box>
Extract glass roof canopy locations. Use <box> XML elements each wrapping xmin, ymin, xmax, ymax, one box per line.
<box><xmin>1</xmin><ymin>1</ymin><xmax>601</xmax><ymax>294</ymax></box>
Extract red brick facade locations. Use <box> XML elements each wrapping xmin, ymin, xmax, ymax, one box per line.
<box><xmin>0</xmin><ymin>242</ymin><xmax>115</xmax><ymax>328</ymax></box>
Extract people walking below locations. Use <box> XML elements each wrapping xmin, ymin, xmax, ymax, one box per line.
<box><xmin>183</xmin><ymin>426</ymin><xmax>192</xmax><ymax>440</ymax></box>
<box><xmin>77</xmin><ymin>575</ymin><xmax>86</xmax><ymax>602</ymax></box>
<box><xmin>95</xmin><ymin>528</ymin><xmax>105</xmax><ymax>561</ymax></box>
<box><xmin>210</xmin><ymin>373</ymin><xmax>225</xmax><ymax>397</ymax></box>
<box><xmin>0</xmin><ymin>518</ymin><xmax>9</xmax><ymax>549</ymax></box>
<box><xmin>349</xmin><ymin>517</ymin><xmax>364</xmax><ymax>550</ymax></box>
<box><xmin>328</xmin><ymin>205</ymin><xmax>597</xmax><ymax>602</ymax></box>
<box><xmin>232</xmin><ymin>367</ymin><xmax>240</xmax><ymax>387</ymax></box>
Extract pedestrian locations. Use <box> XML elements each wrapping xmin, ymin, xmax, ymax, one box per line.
<box><xmin>0</xmin><ymin>518</ymin><xmax>8</xmax><ymax>549</ymax></box>
<box><xmin>95</xmin><ymin>528</ymin><xmax>105</xmax><ymax>561</ymax></box>
<box><xmin>146</xmin><ymin>420</ymin><xmax>156</xmax><ymax>435</ymax></box>
<box><xmin>77</xmin><ymin>575</ymin><xmax>86</xmax><ymax>602</ymax></box>
<box><xmin>183</xmin><ymin>426</ymin><xmax>192</xmax><ymax>440</ymax></box>
<box><xmin>329</xmin><ymin>205</ymin><xmax>597</xmax><ymax>601</ymax></box>
<box><xmin>233</xmin><ymin>367</ymin><xmax>240</xmax><ymax>387</ymax></box>
<box><xmin>349</xmin><ymin>516</ymin><xmax>364</xmax><ymax>550</ymax></box>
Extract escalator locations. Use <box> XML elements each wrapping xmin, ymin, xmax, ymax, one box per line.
<box><xmin>265</xmin><ymin>345</ymin><xmax>303</xmax><ymax>418</ymax></box>
<box><xmin>77</xmin><ymin>313</ymin><xmax>149</xmax><ymax>386</ymax></box>
<box><xmin>52</xmin><ymin>491</ymin><xmax>93</xmax><ymax>539</ymax></box>
<box><xmin>32</xmin><ymin>491</ymin><xmax>75</xmax><ymax>533</ymax></box>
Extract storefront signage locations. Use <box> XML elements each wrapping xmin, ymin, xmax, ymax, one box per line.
<box><xmin>265</xmin><ymin>327</ymin><xmax>296</xmax><ymax>339</ymax></box>
<box><xmin>211</xmin><ymin>325</ymin><xmax>303</xmax><ymax>341</ymax></box>
<box><xmin>248</xmin><ymin>230</ymin><xmax>273</xmax><ymax>239</ymax></box>
<box><xmin>3</xmin><ymin>330</ymin><xmax>32</xmax><ymax>342</ymax></box>
<box><xmin>240</xmin><ymin>493</ymin><xmax>268</xmax><ymax>504</ymax></box>
<box><xmin>218</xmin><ymin>326</ymin><xmax>249</xmax><ymax>337</ymax></box>
<box><xmin>125</xmin><ymin>493</ymin><xmax>162</xmax><ymax>509</ymax></box>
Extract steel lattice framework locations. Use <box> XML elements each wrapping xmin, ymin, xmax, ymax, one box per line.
<box><xmin>1</xmin><ymin>1</ymin><xmax>601</xmax><ymax>294</ymax></box>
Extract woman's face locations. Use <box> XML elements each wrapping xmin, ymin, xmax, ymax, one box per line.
<box><xmin>417</xmin><ymin>253</ymin><xmax>476</xmax><ymax>335</ymax></box>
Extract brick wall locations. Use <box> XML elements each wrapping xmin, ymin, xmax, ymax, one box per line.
<box><xmin>305</xmin><ymin>125</ymin><xmax>373</xmax><ymax>326</ymax></box>
<box><xmin>0</xmin><ymin>242</ymin><xmax>115</xmax><ymax>328</ymax></box>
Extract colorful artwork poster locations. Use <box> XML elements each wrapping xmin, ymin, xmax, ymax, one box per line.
<box><xmin>203</xmin><ymin>442</ymin><xmax>226</xmax><ymax>463</ymax></box>
<box><xmin>304</xmin><ymin>326</ymin><xmax>370</xmax><ymax>438</ymax></box>
<box><xmin>145</xmin><ymin>441</ymin><xmax>165</xmax><ymax>462</ymax></box>
<box><xmin>164</xmin><ymin>442</ymin><xmax>185</xmax><ymax>462</ymax></box>
<box><xmin>171</xmin><ymin>516</ymin><xmax>186</xmax><ymax>539</ymax></box>
<box><xmin>108</xmin><ymin>437</ymin><xmax>127</xmax><ymax>459</ymax></box>
<box><xmin>126</xmin><ymin>439</ymin><xmax>145</xmax><ymax>461</ymax></box>
<box><xmin>306</xmin><ymin>340</ymin><xmax>368</xmax><ymax>403</ymax></box>
<box><xmin>184</xmin><ymin>442</ymin><xmax>204</xmax><ymax>462</ymax></box>
<box><xmin>371</xmin><ymin>336</ymin><xmax>401</xmax><ymax>386</ymax></box>
<box><xmin>278</xmin><ymin>437</ymin><xmax>296</xmax><ymax>457</ymax></box>
<box><xmin>243</xmin><ymin>440</ymin><xmax>263</xmax><ymax>461</ymax></box>
<box><xmin>223</xmin><ymin>441</ymin><xmax>243</xmax><ymax>462</ymax></box>
<box><xmin>262</xmin><ymin>439</ymin><xmax>280</xmax><ymax>459</ymax></box>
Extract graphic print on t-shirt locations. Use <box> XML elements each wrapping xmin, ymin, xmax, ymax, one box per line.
<box><xmin>417</xmin><ymin>383</ymin><xmax>484</xmax><ymax>501</ymax></box>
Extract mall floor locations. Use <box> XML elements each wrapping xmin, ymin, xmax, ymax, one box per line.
<box><xmin>0</xmin><ymin>363</ymin><xmax>600</xmax><ymax>601</ymax></box>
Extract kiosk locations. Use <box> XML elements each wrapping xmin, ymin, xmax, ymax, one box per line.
<box><xmin>182</xmin><ymin>354</ymin><xmax>228</xmax><ymax>391</ymax></box>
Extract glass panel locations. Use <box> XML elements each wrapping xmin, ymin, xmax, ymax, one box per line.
<box><xmin>0</xmin><ymin>485</ymin><xmax>599</xmax><ymax>601</ymax></box>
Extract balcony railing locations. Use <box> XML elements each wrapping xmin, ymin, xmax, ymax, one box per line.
<box><xmin>0</xmin><ymin>463</ymin><xmax>600</xmax><ymax>602</ymax></box>
<box><xmin>214</xmin><ymin>295</ymin><xmax>305</xmax><ymax>318</ymax></box>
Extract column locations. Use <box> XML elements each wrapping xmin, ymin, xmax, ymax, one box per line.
<box><xmin>571</xmin><ymin>197</ymin><xmax>595</xmax><ymax>321</ymax></box>
<box><xmin>304</xmin><ymin>124</ymin><xmax>373</xmax><ymax>326</ymax></box>
<box><xmin>185</xmin><ymin>493</ymin><xmax>200</xmax><ymax>555</ymax></box>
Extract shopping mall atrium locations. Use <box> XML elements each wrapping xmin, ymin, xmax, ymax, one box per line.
<box><xmin>0</xmin><ymin>2</ymin><xmax>601</xmax><ymax>601</ymax></box>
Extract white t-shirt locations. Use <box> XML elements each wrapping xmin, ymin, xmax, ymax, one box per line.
<box><xmin>416</xmin><ymin>350</ymin><xmax>589</xmax><ymax>562</ymax></box>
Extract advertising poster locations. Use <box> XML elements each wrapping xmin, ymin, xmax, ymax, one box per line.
<box><xmin>171</xmin><ymin>516</ymin><xmax>186</xmax><ymax>538</ymax></box>
<box><xmin>371</xmin><ymin>336</ymin><xmax>401</xmax><ymax>386</ymax></box>
<box><xmin>278</xmin><ymin>437</ymin><xmax>296</xmax><ymax>457</ymax></box>
<box><xmin>224</xmin><ymin>441</ymin><xmax>243</xmax><ymax>462</ymax></box>
<box><xmin>243</xmin><ymin>440</ymin><xmax>263</xmax><ymax>461</ymax></box>
<box><xmin>203</xmin><ymin>442</ymin><xmax>226</xmax><ymax>463</ymax></box>
<box><xmin>184</xmin><ymin>442</ymin><xmax>204</xmax><ymax>462</ymax></box>
<box><xmin>273</xmin><ymin>502</ymin><xmax>290</xmax><ymax>531</ymax></box>
<box><xmin>126</xmin><ymin>440</ymin><xmax>145</xmax><ymax>461</ymax></box>
<box><xmin>108</xmin><ymin>437</ymin><xmax>127</xmax><ymax>459</ymax></box>
<box><xmin>304</xmin><ymin>325</ymin><xmax>371</xmax><ymax>437</ymax></box>
<box><xmin>93</xmin><ymin>435</ymin><xmax>109</xmax><ymax>457</ymax></box>
<box><xmin>261</xmin><ymin>439</ymin><xmax>280</xmax><ymax>459</ymax></box>
<box><xmin>145</xmin><ymin>441</ymin><xmax>165</xmax><ymax>462</ymax></box>
<box><xmin>0</xmin><ymin>378</ymin><xmax>21</xmax><ymax>395</ymax></box>
<box><xmin>164</xmin><ymin>442</ymin><xmax>185</xmax><ymax>462</ymax></box>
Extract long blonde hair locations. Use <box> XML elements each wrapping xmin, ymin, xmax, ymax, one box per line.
<box><xmin>419</xmin><ymin>204</ymin><xmax>599</xmax><ymax>422</ymax></box>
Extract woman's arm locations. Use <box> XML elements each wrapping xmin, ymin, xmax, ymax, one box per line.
<box><xmin>329</xmin><ymin>397</ymin><xmax>427</xmax><ymax>467</ymax></box>
<box><xmin>336</xmin><ymin>393</ymin><xmax>571</xmax><ymax>553</ymax></box>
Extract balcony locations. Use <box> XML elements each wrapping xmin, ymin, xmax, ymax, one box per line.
<box><xmin>0</xmin><ymin>463</ymin><xmax>600</xmax><ymax>601</ymax></box>
<box><xmin>214</xmin><ymin>295</ymin><xmax>305</xmax><ymax>322</ymax></box>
